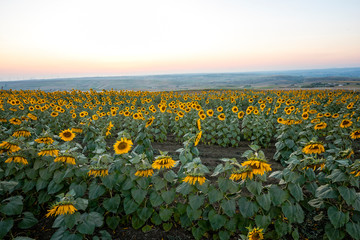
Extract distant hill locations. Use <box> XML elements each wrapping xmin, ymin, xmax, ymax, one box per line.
<box><xmin>1</xmin><ymin>67</ymin><xmax>360</xmax><ymax>91</ymax></box>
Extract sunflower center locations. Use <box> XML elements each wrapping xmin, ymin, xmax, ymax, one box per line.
<box><xmin>117</xmin><ymin>142</ymin><xmax>127</xmax><ymax>150</ymax></box>
<box><xmin>63</xmin><ymin>132</ymin><xmax>72</xmax><ymax>138</ymax></box>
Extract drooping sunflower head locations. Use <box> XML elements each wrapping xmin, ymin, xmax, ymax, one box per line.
<box><xmin>88</xmin><ymin>167</ymin><xmax>109</xmax><ymax>177</ymax></box>
<box><xmin>194</xmin><ymin>131</ymin><xmax>202</xmax><ymax>146</ymax></box>
<box><xmin>145</xmin><ymin>116</ymin><xmax>155</xmax><ymax>128</ymax></box>
<box><xmin>183</xmin><ymin>174</ymin><xmax>206</xmax><ymax>185</ymax></box>
<box><xmin>302</xmin><ymin>141</ymin><xmax>325</xmax><ymax>155</ymax></box>
<box><xmin>59</xmin><ymin>129</ymin><xmax>76</xmax><ymax>142</ymax></box>
<box><xmin>229</xmin><ymin>166</ymin><xmax>254</xmax><ymax>181</ymax></box>
<box><xmin>35</xmin><ymin>136</ymin><xmax>54</xmax><ymax>144</ymax></box>
<box><xmin>46</xmin><ymin>201</ymin><xmax>77</xmax><ymax>218</ymax></box>
<box><xmin>301</xmin><ymin>157</ymin><xmax>326</xmax><ymax>171</ymax></box>
<box><xmin>113</xmin><ymin>137</ymin><xmax>133</xmax><ymax>154</ymax></box>
<box><xmin>314</xmin><ymin>122</ymin><xmax>327</xmax><ymax>130</ymax></box>
<box><xmin>152</xmin><ymin>155</ymin><xmax>176</xmax><ymax>170</ymax></box>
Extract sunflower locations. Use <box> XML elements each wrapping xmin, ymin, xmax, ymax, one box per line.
<box><xmin>206</xmin><ymin>109</ymin><xmax>214</xmax><ymax>116</ymax></box>
<box><xmin>194</xmin><ymin>119</ymin><xmax>201</xmax><ymax>132</ymax></box>
<box><xmin>0</xmin><ymin>141</ymin><xmax>20</xmax><ymax>153</ymax></box>
<box><xmin>88</xmin><ymin>168</ymin><xmax>109</xmax><ymax>177</ymax></box>
<box><xmin>314</xmin><ymin>122</ymin><xmax>327</xmax><ymax>130</ymax></box>
<box><xmin>238</xmin><ymin>111</ymin><xmax>245</xmax><ymax>119</ymax></box>
<box><xmin>38</xmin><ymin>148</ymin><xmax>59</xmax><ymax>157</ymax></box>
<box><xmin>277</xmin><ymin>117</ymin><xmax>284</xmax><ymax>124</ymax></box>
<box><xmin>302</xmin><ymin>142</ymin><xmax>325</xmax><ymax>154</ymax></box>
<box><xmin>51</xmin><ymin>112</ymin><xmax>59</xmax><ymax>117</ymax></box>
<box><xmin>12</xmin><ymin>130</ymin><xmax>31</xmax><ymax>137</ymax></box>
<box><xmin>194</xmin><ymin>131</ymin><xmax>202</xmax><ymax>146</ymax></box>
<box><xmin>54</xmin><ymin>155</ymin><xmax>76</xmax><ymax>165</ymax></box>
<box><xmin>145</xmin><ymin>116</ymin><xmax>155</xmax><ymax>128</ymax></box>
<box><xmin>229</xmin><ymin>166</ymin><xmax>254</xmax><ymax>181</ymax></box>
<box><xmin>241</xmin><ymin>158</ymin><xmax>272</xmax><ymax>175</ymax></box>
<box><xmin>46</xmin><ymin>203</ymin><xmax>77</xmax><ymax>217</ymax></box>
<box><xmin>218</xmin><ymin>113</ymin><xmax>225</xmax><ymax>121</ymax></box>
<box><xmin>302</xmin><ymin>157</ymin><xmax>326</xmax><ymax>171</ymax></box>
<box><xmin>5</xmin><ymin>155</ymin><xmax>28</xmax><ymax>165</ymax></box>
<box><xmin>59</xmin><ymin>129</ymin><xmax>76</xmax><ymax>142</ymax></box>
<box><xmin>9</xmin><ymin>118</ymin><xmax>22</xmax><ymax>125</ymax></box>
<box><xmin>71</xmin><ymin>127</ymin><xmax>83</xmax><ymax>133</ymax></box>
<box><xmin>152</xmin><ymin>156</ymin><xmax>176</xmax><ymax>169</ymax></box>
<box><xmin>351</xmin><ymin>170</ymin><xmax>360</xmax><ymax>177</ymax></box>
<box><xmin>0</xmin><ymin>118</ymin><xmax>7</xmax><ymax>122</ymax></box>
<box><xmin>113</xmin><ymin>138</ymin><xmax>133</xmax><ymax>154</ymax></box>
<box><xmin>347</xmin><ymin>102</ymin><xmax>354</xmax><ymax>109</ymax></box>
<box><xmin>27</xmin><ymin>113</ymin><xmax>37</xmax><ymax>120</ymax></box>
<box><xmin>35</xmin><ymin>137</ymin><xmax>54</xmax><ymax>144</ymax></box>
<box><xmin>332</xmin><ymin>113</ymin><xmax>339</xmax><ymax>118</ymax></box>
<box><xmin>302</xmin><ymin>112</ymin><xmax>309</xmax><ymax>120</ymax></box>
<box><xmin>232</xmin><ymin>106</ymin><xmax>238</xmax><ymax>113</ymax></box>
<box><xmin>183</xmin><ymin>175</ymin><xmax>206</xmax><ymax>185</ymax></box>
<box><xmin>350</xmin><ymin>129</ymin><xmax>360</xmax><ymax>139</ymax></box>
<box><xmin>217</xmin><ymin>106</ymin><xmax>223</xmax><ymax>112</ymax></box>
<box><xmin>248</xmin><ymin>227</ymin><xmax>264</xmax><ymax>240</ymax></box>
<box><xmin>340</xmin><ymin>119</ymin><xmax>352</xmax><ymax>128</ymax></box>
<box><xmin>135</xmin><ymin>169</ymin><xmax>154</xmax><ymax>177</ymax></box>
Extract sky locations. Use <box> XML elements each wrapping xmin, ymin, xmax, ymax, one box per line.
<box><xmin>0</xmin><ymin>0</ymin><xmax>360</xmax><ymax>81</ymax></box>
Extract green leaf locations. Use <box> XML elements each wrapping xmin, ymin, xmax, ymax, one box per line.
<box><xmin>89</xmin><ymin>182</ymin><xmax>106</xmax><ymax>200</ymax></box>
<box><xmin>176</xmin><ymin>182</ymin><xmax>192</xmax><ymax>195</ymax></box>
<box><xmin>269</xmin><ymin>185</ymin><xmax>289</xmax><ymax>206</ymax></box>
<box><xmin>39</xmin><ymin>168</ymin><xmax>53</xmax><ymax>180</ymax></box>
<box><xmin>0</xmin><ymin>195</ymin><xmax>23</xmax><ymax>216</ymax></box>
<box><xmin>137</xmin><ymin>207</ymin><xmax>153</xmax><ymax>221</ymax></box>
<box><xmin>121</xmin><ymin>178</ymin><xmax>134</xmax><ymax>190</ymax></box>
<box><xmin>159</xmin><ymin>208</ymin><xmax>173</xmax><ymax>222</ymax></box>
<box><xmin>164</xmin><ymin>171</ymin><xmax>177</xmax><ymax>182</ymax></box>
<box><xmin>192</xmin><ymin>226</ymin><xmax>206</xmax><ymax>240</ymax></box>
<box><xmin>102</xmin><ymin>195</ymin><xmax>120</xmax><ymax>213</ymax></box>
<box><xmin>274</xmin><ymin>219</ymin><xmax>289</xmax><ymax>238</ymax></box>
<box><xmin>327</xmin><ymin>206</ymin><xmax>349</xmax><ymax>228</ymax></box>
<box><xmin>219</xmin><ymin>230</ymin><xmax>230</xmax><ymax>240</ymax></box>
<box><xmin>288</xmin><ymin>183</ymin><xmax>303</xmax><ymax>201</ymax></box>
<box><xmin>131</xmin><ymin>215</ymin><xmax>145</xmax><ymax>230</ymax></box>
<box><xmin>131</xmin><ymin>188</ymin><xmax>147</xmax><ymax>204</ymax></box>
<box><xmin>220</xmin><ymin>199</ymin><xmax>236</xmax><ymax>217</ymax></box>
<box><xmin>89</xmin><ymin>212</ymin><xmax>104</xmax><ymax>227</ymax></box>
<box><xmin>77</xmin><ymin>220</ymin><xmax>95</xmax><ymax>235</ymax></box>
<box><xmin>338</xmin><ymin>186</ymin><xmax>357</xmax><ymax>205</ymax></box>
<box><xmin>208</xmin><ymin>189</ymin><xmax>223</xmax><ymax>204</ymax></box>
<box><xmin>141</xmin><ymin>225</ymin><xmax>153</xmax><ymax>233</ymax></box>
<box><xmin>255</xmin><ymin>214</ymin><xmax>271</xmax><ymax>229</ymax></box>
<box><xmin>0</xmin><ymin>219</ymin><xmax>14</xmax><ymax>239</ymax></box>
<box><xmin>238</xmin><ymin>197</ymin><xmax>258</xmax><ymax>218</ymax></box>
<box><xmin>316</xmin><ymin>184</ymin><xmax>337</xmax><ymax>199</ymax></box>
<box><xmin>209</xmin><ymin>213</ymin><xmax>227</xmax><ymax>231</ymax></box>
<box><xmin>152</xmin><ymin>176</ymin><xmax>167</xmax><ymax>191</ymax></box>
<box><xmin>18</xmin><ymin>212</ymin><xmax>38</xmax><ymax>229</ymax></box>
<box><xmin>163</xmin><ymin>222</ymin><xmax>173</xmax><ymax>232</ymax></box>
<box><xmin>0</xmin><ymin>181</ymin><xmax>18</xmax><ymax>193</ymax></box>
<box><xmin>102</xmin><ymin>174</ymin><xmax>117</xmax><ymax>190</ymax></box>
<box><xmin>74</xmin><ymin>198</ymin><xmax>88</xmax><ymax>211</ymax></box>
<box><xmin>161</xmin><ymin>189</ymin><xmax>175</xmax><ymax>204</ymax></box>
<box><xmin>291</xmin><ymin>228</ymin><xmax>299</xmax><ymax>240</ymax></box>
<box><xmin>218</xmin><ymin>178</ymin><xmax>229</xmax><ymax>192</ymax></box>
<box><xmin>326</xmin><ymin>169</ymin><xmax>347</xmax><ymax>183</ymax></box>
<box><xmin>325</xmin><ymin>223</ymin><xmax>345</xmax><ymax>240</ymax></box>
<box><xmin>189</xmin><ymin>194</ymin><xmax>204</xmax><ymax>210</ymax></box>
<box><xmin>106</xmin><ymin>216</ymin><xmax>120</xmax><ymax>230</ymax></box>
<box><xmin>151</xmin><ymin>212</ymin><xmax>162</xmax><ymax>226</ymax></box>
<box><xmin>47</xmin><ymin>180</ymin><xmax>64</xmax><ymax>195</ymax></box>
<box><xmin>149</xmin><ymin>191</ymin><xmax>163</xmax><ymax>207</ymax></box>
<box><xmin>246</xmin><ymin>180</ymin><xmax>262</xmax><ymax>195</ymax></box>
<box><xmin>64</xmin><ymin>213</ymin><xmax>78</xmax><ymax>229</ymax></box>
<box><xmin>281</xmin><ymin>202</ymin><xmax>304</xmax><ymax>223</ymax></box>
<box><xmin>285</xmin><ymin>139</ymin><xmax>295</xmax><ymax>149</ymax></box>
<box><xmin>123</xmin><ymin>198</ymin><xmax>139</xmax><ymax>215</ymax></box>
<box><xmin>346</xmin><ymin>222</ymin><xmax>360</xmax><ymax>240</ymax></box>
<box><xmin>36</xmin><ymin>178</ymin><xmax>48</xmax><ymax>191</ymax></box>
<box><xmin>256</xmin><ymin>193</ymin><xmax>271</xmax><ymax>211</ymax></box>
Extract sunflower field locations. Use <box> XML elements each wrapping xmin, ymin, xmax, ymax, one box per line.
<box><xmin>0</xmin><ymin>88</ymin><xmax>360</xmax><ymax>240</ymax></box>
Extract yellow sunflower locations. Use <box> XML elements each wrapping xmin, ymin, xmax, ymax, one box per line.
<box><xmin>12</xmin><ymin>130</ymin><xmax>31</xmax><ymax>137</ymax></box>
<box><xmin>5</xmin><ymin>155</ymin><xmax>28</xmax><ymax>165</ymax></box>
<box><xmin>0</xmin><ymin>141</ymin><xmax>20</xmax><ymax>153</ymax></box>
<box><xmin>88</xmin><ymin>168</ymin><xmax>109</xmax><ymax>177</ymax></box>
<box><xmin>113</xmin><ymin>138</ymin><xmax>133</xmax><ymax>154</ymax></box>
<box><xmin>232</xmin><ymin>106</ymin><xmax>238</xmax><ymax>113</ymax></box>
<box><xmin>350</xmin><ymin>129</ymin><xmax>360</xmax><ymax>139</ymax></box>
<box><xmin>229</xmin><ymin>166</ymin><xmax>254</xmax><ymax>181</ymax></box>
<box><xmin>340</xmin><ymin>119</ymin><xmax>352</xmax><ymax>128</ymax></box>
<box><xmin>35</xmin><ymin>137</ymin><xmax>54</xmax><ymax>144</ymax></box>
<box><xmin>135</xmin><ymin>169</ymin><xmax>154</xmax><ymax>177</ymax></box>
<box><xmin>238</xmin><ymin>111</ymin><xmax>245</xmax><ymax>119</ymax></box>
<box><xmin>248</xmin><ymin>227</ymin><xmax>264</xmax><ymax>240</ymax></box>
<box><xmin>9</xmin><ymin>118</ymin><xmax>22</xmax><ymax>125</ymax></box>
<box><xmin>183</xmin><ymin>175</ymin><xmax>206</xmax><ymax>185</ymax></box>
<box><xmin>54</xmin><ymin>155</ymin><xmax>76</xmax><ymax>165</ymax></box>
<box><xmin>59</xmin><ymin>129</ymin><xmax>76</xmax><ymax>142</ymax></box>
<box><xmin>145</xmin><ymin>116</ymin><xmax>155</xmax><ymax>128</ymax></box>
<box><xmin>194</xmin><ymin>131</ymin><xmax>202</xmax><ymax>146</ymax></box>
<box><xmin>46</xmin><ymin>203</ymin><xmax>77</xmax><ymax>217</ymax></box>
<box><xmin>302</xmin><ymin>142</ymin><xmax>325</xmax><ymax>154</ymax></box>
<box><xmin>206</xmin><ymin>109</ymin><xmax>214</xmax><ymax>116</ymax></box>
<box><xmin>314</xmin><ymin>122</ymin><xmax>327</xmax><ymax>130</ymax></box>
<box><xmin>241</xmin><ymin>158</ymin><xmax>272</xmax><ymax>175</ymax></box>
<box><xmin>218</xmin><ymin>113</ymin><xmax>225</xmax><ymax>121</ymax></box>
<box><xmin>152</xmin><ymin>156</ymin><xmax>176</xmax><ymax>169</ymax></box>
<box><xmin>38</xmin><ymin>149</ymin><xmax>59</xmax><ymax>157</ymax></box>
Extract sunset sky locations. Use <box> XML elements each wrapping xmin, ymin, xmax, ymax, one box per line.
<box><xmin>0</xmin><ymin>0</ymin><xmax>359</xmax><ymax>81</ymax></box>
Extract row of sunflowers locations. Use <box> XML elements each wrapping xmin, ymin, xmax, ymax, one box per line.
<box><xmin>0</xmin><ymin>88</ymin><xmax>360</xmax><ymax>239</ymax></box>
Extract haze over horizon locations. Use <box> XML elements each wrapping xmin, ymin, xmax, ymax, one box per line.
<box><xmin>1</xmin><ymin>0</ymin><xmax>360</xmax><ymax>81</ymax></box>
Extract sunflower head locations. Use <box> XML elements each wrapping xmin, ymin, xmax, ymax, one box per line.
<box><xmin>247</xmin><ymin>227</ymin><xmax>264</xmax><ymax>240</ymax></box>
<box><xmin>59</xmin><ymin>129</ymin><xmax>76</xmax><ymax>142</ymax></box>
<box><xmin>113</xmin><ymin>137</ymin><xmax>133</xmax><ymax>154</ymax></box>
